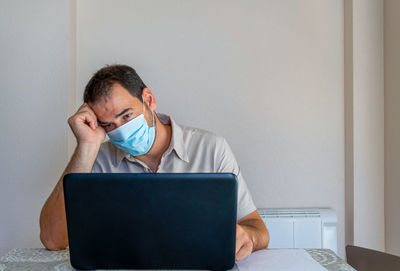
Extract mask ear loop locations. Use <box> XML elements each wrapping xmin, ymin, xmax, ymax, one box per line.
<box><xmin>142</xmin><ymin>97</ymin><xmax>155</xmax><ymax>127</ymax></box>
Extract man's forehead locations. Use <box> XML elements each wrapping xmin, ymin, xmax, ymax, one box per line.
<box><xmin>89</xmin><ymin>98</ymin><xmax>141</xmax><ymax>122</ymax></box>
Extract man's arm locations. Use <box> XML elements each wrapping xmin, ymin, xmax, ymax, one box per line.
<box><xmin>39</xmin><ymin>103</ymin><xmax>105</xmax><ymax>250</ymax></box>
<box><xmin>213</xmin><ymin>137</ymin><xmax>268</xmax><ymax>261</ymax></box>
<box><xmin>235</xmin><ymin>210</ymin><xmax>269</xmax><ymax>261</ymax></box>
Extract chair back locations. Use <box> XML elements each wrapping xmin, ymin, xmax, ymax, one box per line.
<box><xmin>346</xmin><ymin>245</ymin><xmax>400</xmax><ymax>271</ymax></box>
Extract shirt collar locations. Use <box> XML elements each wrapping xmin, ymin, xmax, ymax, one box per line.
<box><xmin>113</xmin><ymin>112</ymin><xmax>189</xmax><ymax>167</ymax></box>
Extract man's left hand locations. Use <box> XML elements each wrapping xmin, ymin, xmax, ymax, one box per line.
<box><xmin>235</xmin><ymin>224</ymin><xmax>254</xmax><ymax>261</ymax></box>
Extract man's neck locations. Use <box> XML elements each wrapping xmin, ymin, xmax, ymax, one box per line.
<box><xmin>134</xmin><ymin>114</ymin><xmax>172</xmax><ymax>171</ymax></box>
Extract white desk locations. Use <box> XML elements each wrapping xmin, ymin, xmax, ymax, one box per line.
<box><xmin>0</xmin><ymin>248</ymin><xmax>354</xmax><ymax>271</ymax></box>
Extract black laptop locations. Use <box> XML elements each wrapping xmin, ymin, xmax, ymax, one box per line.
<box><xmin>63</xmin><ymin>173</ymin><xmax>238</xmax><ymax>270</ymax></box>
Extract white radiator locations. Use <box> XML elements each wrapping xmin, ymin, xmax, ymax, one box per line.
<box><xmin>257</xmin><ymin>208</ymin><xmax>337</xmax><ymax>253</ymax></box>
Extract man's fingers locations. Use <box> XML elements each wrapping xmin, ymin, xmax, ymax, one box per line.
<box><xmin>67</xmin><ymin>103</ymin><xmax>105</xmax><ymax>145</ymax></box>
<box><xmin>75</xmin><ymin>112</ymin><xmax>97</xmax><ymax>130</ymax></box>
<box><xmin>75</xmin><ymin>104</ymin><xmax>97</xmax><ymax>129</ymax></box>
<box><xmin>78</xmin><ymin>109</ymin><xmax>97</xmax><ymax>124</ymax></box>
<box><xmin>235</xmin><ymin>241</ymin><xmax>252</xmax><ymax>262</ymax></box>
<box><xmin>77</xmin><ymin>104</ymin><xmax>98</xmax><ymax>124</ymax></box>
<box><xmin>235</xmin><ymin>224</ymin><xmax>254</xmax><ymax>262</ymax></box>
<box><xmin>236</xmin><ymin>239</ymin><xmax>242</xmax><ymax>254</ymax></box>
<box><xmin>85</xmin><ymin>109</ymin><xmax>99</xmax><ymax>130</ymax></box>
<box><xmin>235</xmin><ymin>245</ymin><xmax>246</xmax><ymax>262</ymax></box>
<box><xmin>236</xmin><ymin>227</ymin><xmax>243</xmax><ymax>254</ymax></box>
<box><xmin>236</xmin><ymin>225</ymin><xmax>247</xmax><ymax>253</ymax></box>
<box><xmin>85</xmin><ymin>115</ymin><xmax>97</xmax><ymax>130</ymax></box>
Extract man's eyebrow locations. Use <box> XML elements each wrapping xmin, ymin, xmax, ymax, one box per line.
<box><xmin>115</xmin><ymin>108</ymin><xmax>133</xmax><ymax>118</ymax></box>
<box><xmin>98</xmin><ymin>108</ymin><xmax>135</xmax><ymax>125</ymax></box>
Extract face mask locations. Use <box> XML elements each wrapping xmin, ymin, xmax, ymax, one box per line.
<box><xmin>107</xmin><ymin>99</ymin><xmax>155</xmax><ymax>156</ymax></box>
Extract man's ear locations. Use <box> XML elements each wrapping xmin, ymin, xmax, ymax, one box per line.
<box><xmin>142</xmin><ymin>88</ymin><xmax>157</xmax><ymax>112</ymax></box>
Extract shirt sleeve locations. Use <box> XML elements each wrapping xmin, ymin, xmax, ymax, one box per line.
<box><xmin>216</xmin><ymin>137</ymin><xmax>257</xmax><ymax>220</ymax></box>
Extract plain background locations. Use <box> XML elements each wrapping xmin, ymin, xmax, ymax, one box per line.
<box><xmin>0</xmin><ymin>0</ymin><xmax>70</xmax><ymax>258</ymax></box>
<box><xmin>384</xmin><ymin>0</ymin><xmax>400</xmax><ymax>256</ymax></box>
<box><xmin>76</xmin><ymin>0</ymin><xmax>345</xmax><ymax>255</ymax></box>
<box><xmin>0</xmin><ymin>0</ymin><xmax>399</xmax><ymax>260</ymax></box>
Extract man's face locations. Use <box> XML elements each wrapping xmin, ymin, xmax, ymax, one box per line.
<box><xmin>89</xmin><ymin>84</ymin><xmax>153</xmax><ymax>133</ymax></box>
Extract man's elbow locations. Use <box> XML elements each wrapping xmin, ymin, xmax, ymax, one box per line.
<box><xmin>40</xmin><ymin>231</ymin><xmax>68</xmax><ymax>251</ymax></box>
<box><xmin>263</xmin><ymin>226</ymin><xmax>270</xmax><ymax>249</ymax></box>
<box><xmin>256</xmin><ymin>222</ymin><xmax>270</xmax><ymax>250</ymax></box>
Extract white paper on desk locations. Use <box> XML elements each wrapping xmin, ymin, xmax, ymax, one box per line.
<box><xmin>236</xmin><ymin>249</ymin><xmax>326</xmax><ymax>271</ymax></box>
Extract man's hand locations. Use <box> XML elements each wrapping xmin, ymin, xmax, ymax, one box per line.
<box><xmin>68</xmin><ymin>103</ymin><xmax>105</xmax><ymax>145</ymax></box>
<box><xmin>235</xmin><ymin>210</ymin><xmax>270</xmax><ymax>262</ymax></box>
<box><xmin>235</xmin><ymin>224</ymin><xmax>254</xmax><ymax>262</ymax></box>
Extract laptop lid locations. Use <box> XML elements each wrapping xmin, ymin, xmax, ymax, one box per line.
<box><xmin>63</xmin><ymin>173</ymin><xmax>238</xmax><ymax>270</ymax></box>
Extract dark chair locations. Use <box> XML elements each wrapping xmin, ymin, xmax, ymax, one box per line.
<box><xmin>346</xmin><ymin>245</ymin><xmax>400</xmax><ymax>271</ymax></box>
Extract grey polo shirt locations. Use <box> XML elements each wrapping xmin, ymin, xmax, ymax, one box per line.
<box><xmin>91</xmin><ymin>113</ymin><xmax>256</xmax><ymax>220</ymax></box>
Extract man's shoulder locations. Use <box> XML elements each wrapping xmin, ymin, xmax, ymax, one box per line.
<box><xmin>165</xmin><ymin>113</ymin><xmax>226</xmax><ymax>147</ymax></box>
<box><xmin>178</xmin><ymin>124</ymin><xmax>228</xmax><ymax>154</ymax></box>
<box><xmin>181</xmin><ymin>124</ymin><xmax>225</xmax><ymax>144</ymax></box>
<box><xmin>177</xmin><ymin>123</ymin><xmax>237</xmax><ymax>172</ymax></box>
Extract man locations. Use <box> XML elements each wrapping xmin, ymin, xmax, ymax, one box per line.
<box><xmin>39</xmin><ymin>64</ymin><xmax>269</xmax><ymax>262</ymax></box>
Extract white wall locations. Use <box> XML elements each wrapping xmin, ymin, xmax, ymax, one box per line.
<box><xmin>2</xmin><ymin>0</ymin><xmax>392</xmax><ymax>260</ymax></box>
<box><xmin>76</xmin><ymin>0</ymin><xmax>345</xmax><ymax>256</ymax></box>
<box><xmin>0</xmin><ymin>0</ymin><xmax>70</xmax><ymax>256</ymax></box>
<box><xmin>344</xmin><ymin>0</ymin><xmax>386</xmax><ymax>253</ymax></box>
<box><xmin>384</xmin><ymin>0</ymin><xmax>400</xmax><ymax>257</ymax></box>
<box><xmin>349</xmin><ymin>0</ymin><xmax>385</xmax><ymax>251</ymax></box>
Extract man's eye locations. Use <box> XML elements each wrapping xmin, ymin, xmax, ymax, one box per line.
<box><xmin>100</xmin><ymin>123</ymin><xmax>113</xmax><ymax>128</ymax></box>
<box><xmin>124</xmin><ymin>113</ymin><xmax>133</xmax><ymax>120</ymax></box>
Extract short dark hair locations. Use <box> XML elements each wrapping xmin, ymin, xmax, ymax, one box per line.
<box><xmin>83</xmin><ymin>64</ymin><xmax>147</xmax><ymax>103</ymax></box>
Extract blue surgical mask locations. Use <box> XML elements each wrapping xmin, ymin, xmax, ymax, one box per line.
<box><xmin>107</xmin><ymin>99</ymin><xmax>155</xmax><ymax>156</ymax></box>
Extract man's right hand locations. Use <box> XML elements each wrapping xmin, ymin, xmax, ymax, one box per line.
<box><xmin>68</xmin><ymin>103</ymin><xmax>105</xmax><ymax>145</ymax></box>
